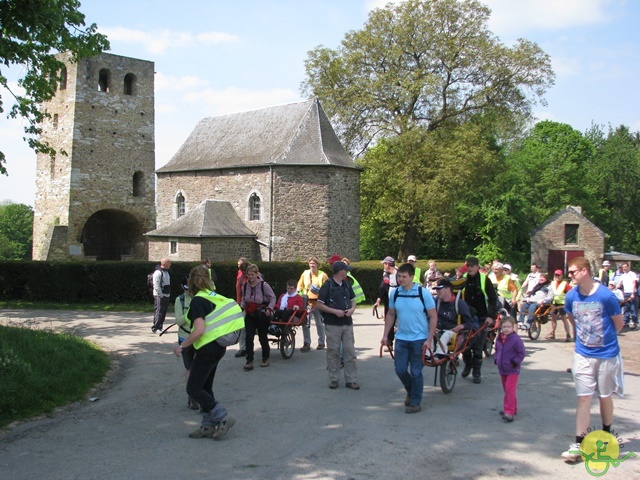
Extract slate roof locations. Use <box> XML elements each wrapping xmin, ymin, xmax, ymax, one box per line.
<box><xmin>145</xmin><ymin>200</ymin><xmax>256</xmax><ymax>238</ymax></box>
<box><xmin>530</xmin><ymin>206</ymin><xmax>605</xmax><ymax>237</ymax></box>
<box><xmin>157</xmin><ymin>99</ymin><xmax>356</xmax><ymax>173</ymax></box>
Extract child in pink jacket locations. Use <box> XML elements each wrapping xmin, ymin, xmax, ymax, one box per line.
<box><xmin>494</xmin><ymin>316</ymin><xmax>526</xmax><ymax>422</ymax></box>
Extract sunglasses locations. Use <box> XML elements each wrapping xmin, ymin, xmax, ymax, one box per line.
<box><xmin>567</xmin><ymin>269</ymin><xmax>580</xmax><ymax>276</ymax></box>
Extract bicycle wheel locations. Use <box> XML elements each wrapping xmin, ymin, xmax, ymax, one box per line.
<box><xmin>528</xmin><ymin>320</ymin><xmax>540</xmax><ymax>340</ymax></box>
<box><xmin>279</xmin><ymin>327</ymin><xmax>295</xmax><ymax>359</ymax></box>
<box><xmin>440</xmin><ymin>358</ymin><xmax>457</xmax><ymax>394</ymax></box>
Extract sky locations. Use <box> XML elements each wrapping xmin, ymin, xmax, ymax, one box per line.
<box><xmin>1</xmin><ymin>0</ymin><xmax>639</xmax><ymax>206</ymax></box>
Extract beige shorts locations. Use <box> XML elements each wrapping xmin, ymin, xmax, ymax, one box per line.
<box><xmin>572</xmin><ymin>353</ymin><xmax>624</xmax><ymax>398</ymax></box>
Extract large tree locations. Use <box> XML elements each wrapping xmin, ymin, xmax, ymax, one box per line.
<box><xmin>0</xmin><ymin>202</ymin><xmax>34</xmax><ymax>259</ymax></box>
<box><xmin>302</xmin><ymin>0</ymin><xmax>554</xmax><ymax>156</ymax></box>
<box><xmin>0</xmin><ymin>0</ymin><xmax>109</xmax><ymax>173</ymax></box>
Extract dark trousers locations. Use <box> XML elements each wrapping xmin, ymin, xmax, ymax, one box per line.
<box><xmin>153</xmin><ymin>295</ymin><xmax>170</xmax><ymax>330</ymax></box>
<box><xmin>186</xmin><ymin>342</ymin><xmax>226</xmax><ymax>413</ymax></box>
<box><xmin>245</xmin><ymin>312</ymin><xmax>270</xmax><ymax>362</ymax></box>
<box><xmin>462</xmin><ymin>327</ymin><xmax>488</xmax><ymax>378</ymax></box>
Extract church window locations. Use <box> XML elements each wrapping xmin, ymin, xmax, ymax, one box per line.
<box><xmin>124</xmin><ymin>73</ymin><xmax>136</xmax><ymax>95</ymax></box>
<box><xmin>249</xmin><ymin>193</ymin><xmax>261</xmax><ymax>221</ymax></box>
<box><xmin>98</xmin><ymin>68</ymin><xmax>111</xmax><ymax>92</ymax></box>
<box><xmin>177</xmin><ymin>193</ymin><xmax>186</xmax><ymax>218</ymax></box>
<box><xmin>132</xmin><ymin>171</ymin><xmax>144</xmax><ymax>197</ymax></box>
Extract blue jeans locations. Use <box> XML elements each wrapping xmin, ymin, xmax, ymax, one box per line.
<box><xmin>394</xmin><ymin>339</ymin><xmax>426</xmax><ymax>406</ymax></box>
<box><xmin>623</xmin><ymin>293</ymin><xmax>637</xmax><ymax>325</ymax></box>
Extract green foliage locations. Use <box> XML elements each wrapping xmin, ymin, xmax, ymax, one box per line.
<box><xmin>302</xmin><ymin>0</ymin><xmax>554</xmax><ymax>155</ymax></box>
<box><xmin>0</xmin><ymin>0</ymin><xmax>110</xmax><ymax>173</ymax></box>
<box><xmin>0</xmin><ymin>202</ymin><xmax>34</xmax><ymax>259</ymax></box>
<box><xmin>0</xmin><ymin>325</ymin><xmax>109</xmax><ymax>427</ymax></box>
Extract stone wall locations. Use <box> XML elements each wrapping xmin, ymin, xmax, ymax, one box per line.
<box><xmin>531</xmin><ymin>208</ymin><xmax>604</xmax><ymax>272</ymax></box>
<box><xmin>148</xmin><ymin>237</ymin><xmax>259</xmax><ymax>263</ymax></box>
<box><xmin>156</xmin><ymin>165</ymin><xmax>360</xmax><ymax>262</ymax></box>
<box><xmin>33</xmin><ymin>52</ymin><xmax>155</xmax><ymax>260</ymax></box>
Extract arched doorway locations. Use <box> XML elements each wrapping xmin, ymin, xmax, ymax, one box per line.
<box><xmin>81</xmin><ymin>209</ymin><xmax>143</xmax><ymax>260</ymax></box>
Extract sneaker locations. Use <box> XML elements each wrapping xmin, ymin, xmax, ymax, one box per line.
<box><xmin>405</xmin><ymin>405</ymin><xmax>422</xmax><ymax>414</ymax></box>
<box><xmin>473</xmin><ymin>377</ymin><xmax>482</xmax><ymax>384</ymax></box>
<box><xmin>212</xmin><ymin>416</ymin><xmax>236</xmax><ymax>440</ymax></box>
<box><xmin>461</xmin><ymin>366</ymin><xmax>471</xmax><ymax>378</ymax></box>
<box><xmin>345</xmin><ymin>382</ymin><xmax>360</xmax><ymax>390</ymax></box>
<box><xmin>234</xmin><ymin>349</ymin><xmax>246</xmax><ymax>358</ymax></box>
<box><xmin>243</xmin><ymin>362</ymin><xmax>254</xmax><ymax>371</ymax></box>
<box><xmin>301</xmin><ymin>344</ymin><xmax>311</xmax><ymax>352</ymax></box>
<box><xmin>187</xmin><ymin>397</ymin><xmax>199</xmax><ymax>410</ymax></box>
<box><xmin>501</xmin><ymin>414</ymin><xmax>514</xmax><ymax>422</ymax></box>
<box><xmin>405</xmin><ymin>395</ymin><xmax>411</xmax><ymax>407</ymax></box>
<box><xmin>260</xmin><ymin>358</ymin><xmax>269</xmax><ymax>368</ymax></box>
<box><xmin>329</xmin><ymin>380</ymin><xmax>339</xmax><ymax>389</ymax></box>
<box><xmin>316</xmin><ymin>344</ymin><xmax>325</xmax><ymax>350</ymax></box>
<box><xmin>151</xmin><ymin>327</ymin><xmax>157</xmax><ymax>334</ymax></box>
<box><xmin>189</xmin><ymin>425</ymin><xmax>216</xmax><ymax>438</ymax></box>
<box><xmin>561</xmin><ymin>443</ymin><xmax>582</xmax><ymax>462</ymax></box>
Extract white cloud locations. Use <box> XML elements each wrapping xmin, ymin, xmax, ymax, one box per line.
<box><xmin>183</xmin><ymin>87</ymin><xmax>302</xmax><ymax>116</ymax></box>
<box><xmin>485</xmin><ymin>0</ymin><xmax>616</xmax><ymax>36</ymax></box>
<box><xmin>155</xmin><ymin>72</ymin><xmax>209</xmax><ymax>92</ymax></box>
<box><xmin>100</xmin><ymin>26</ymin><xmax>239</xmax><ymax>54</ymax></box>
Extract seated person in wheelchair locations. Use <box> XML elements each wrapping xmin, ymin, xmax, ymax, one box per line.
<box><xmin>517</xmin><ymin>273</ymin><xmax>554</xmax><ymax>330</ymax></box>
<box><xmin>431</xmin><ymin>278</ymin><xmax>476</xmax><ymax>356</ymax></box>
<box><xmin>272</xmin><ymin>279</ymin><xmax>305</xmax><ymax>323</ymax></box>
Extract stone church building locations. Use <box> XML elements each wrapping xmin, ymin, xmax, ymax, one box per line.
<box><xmin>32</xmin><ymin>52</ymin><xmax>360</xmax><ymax>262</ymax></box>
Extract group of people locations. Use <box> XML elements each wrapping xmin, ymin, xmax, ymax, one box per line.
<box><xmin>154</xmin><ymin>253</ymin><xmax>626</xmax><ymax>466</ymax></box>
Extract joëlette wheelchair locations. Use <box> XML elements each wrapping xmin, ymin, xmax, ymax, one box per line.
<box><xmin>267</xmin><ymin>296</ymin><xmax>313</xmax><ymax>359</ymax></box>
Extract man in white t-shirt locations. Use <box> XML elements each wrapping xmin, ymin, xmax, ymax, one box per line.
<box><xmin>617</xmin><ymin>263</ymin><xmax>638</xmax><ymax>328</ymax></box>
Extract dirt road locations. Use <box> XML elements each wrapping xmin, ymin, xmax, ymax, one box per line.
<box><xmin>1</xmin><ymin>309</ymin><xmax>638</xmax><ymax>479</ymax></box>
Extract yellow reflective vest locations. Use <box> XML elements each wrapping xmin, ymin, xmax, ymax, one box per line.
<box><xmin>187</xmin><ymin>290</ymin><xmax>244</xmax><ymax>350</ymax></box>
<box><xmin>552</xmin><ymin>280</ymin><xmax>568</xmax><ymax>305</ymax></box>
<box><xmin>413</xmin><ymin>267</ymin><xmax>422</xmax><ymax>285</ymax></box>
<box><xmin>347</xmin><ymin>273</ymin><xmax>365</xmax><ymax>304</ymax></box>
<box><xmin>497</xmin><ymin>275</ymin><xmax>513</xmax><ymax>300</ymax></box>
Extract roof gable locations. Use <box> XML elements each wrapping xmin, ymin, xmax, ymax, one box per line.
<box><xmin>145</xmin><ymin>200</ymin><xmax>256</xmax><ymax>238</ymax></box>
<box><xmin>157</xmin><ymin>99</ymin><xmax>356</xmax><ymax>173</ymax></box>
<box><xmin>531</xmin><ymin>206</ymin><xmax>605</xmax><ymax>237</ymax></box>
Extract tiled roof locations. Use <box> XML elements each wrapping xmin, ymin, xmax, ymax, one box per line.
<box><xmin>145</xmin><ymin>200</ymin><xmax>256</xmax><ymax>238</ymax></box>
<box><xmin>157</xmin><ymin>98</ymin><xmax>356</xmax><ymax>173</ymax></box>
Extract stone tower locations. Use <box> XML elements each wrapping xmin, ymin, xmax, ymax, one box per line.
<box><xmin>32</xmin><ymin>52</ymin><xmax>155</xmax><ymax>260</ymax></box>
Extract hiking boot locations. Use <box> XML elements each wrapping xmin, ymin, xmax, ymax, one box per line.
<box><xmin>260</xmin><ymin>358</ymin><xmax>269</xmax><ymax>368</ymax></box>
<box><xmin>189</xmin><ymin>425</ymin><xmax>216</xmax><ymax>438</ymax></box>
<box><xmin>316</xmin><ymin>344</ymin><xmax>325</xmax><ymax>350</ymax></box>
<box><xmin>501</xmin><ymin>414</ymin><xmax>514</xmax><ymax>422</ymax></box>
<box><xmin>243</xmin><ymin>362</ymin><xmax>254</xmax><ymax>371</ymax></box>
<box><xmin>405</xmin><ymin>405</ymin><xmax>421</xmax><ymax>414</ymax></box>
<box><xmin>234</xmin><ymin>349</ymin><xmax>246</xmax><ymax>358</ymax></box>
<box><xmin>561</xmin><ymin>443</ymin><xmax>582</xmax><ymax>462</ymax></box>
<box><xmin>212</xmin><ymin>416</ymin><xmax>236</xmax><ymax>440</ymax></box>
<box><xmin>473</xmin><ymin>377</ymin><xmax>482</xmax><ymax>384</ymax></box>
<box><xmin>329</xmin><ymin>380</ymin><xmax>338</xmax><ymax>389</ymax></box>
<box><xmin>404</xmin><ymin>395</ymin><xmax>411</xmax><ymax>407</ymax></box>
<box><xmin>187</xmin><ymin>397</ymin><xmax>199</xmax><ymax>410</ymax></box>
<box><xmin>301</xmin><ymin>344</ymin><xmax>311</xmax><ymax>352</ymax></box>
<box><xmin>345</xmin><ymin>382</ymin><xmax>360</xmax><ymax>390</ymax></box>
<box><xmin>461</xmin><ymin>365</ymin><xmax>471</xmax><ymax>378</ymax></box>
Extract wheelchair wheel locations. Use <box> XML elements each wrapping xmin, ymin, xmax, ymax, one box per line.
<box><xmin>440</xmin><ymin>358</ymin><xmax>457</xmax><ymax>394</ymax></box>
<box><xmin>528</xmin><ymin>320</ymin><xmax>541</xmax><ymax>340</ymax></box>
<box><xmin>483</xmin><ymin>333</ymin><xmax>495</xmax><ymax>357</ymax></box>
<box><xmin>279</xmin><ymin>327</ymin><xmax>295</xmax><ymax>359</ymax></box>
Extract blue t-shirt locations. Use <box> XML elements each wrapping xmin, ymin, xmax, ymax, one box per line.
<box><xmin>389</xmin><ymin>283</ymin><xmax>436</xmax><ymax>341</ymax></box>
<box><xmin>564</xmin><ymin>283</ymin><xmax>621</xmax><ymax>358</ymax></box>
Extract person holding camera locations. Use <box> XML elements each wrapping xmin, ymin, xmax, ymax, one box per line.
<box><xmin>152</xmin><ymin>257</ymin><xmax>171</xmax><ymax>334</ymax></box>
<box><xmin>241</xmin><ymin>264</ymin><xmax>276</xmax><ymax>370</ymax></box>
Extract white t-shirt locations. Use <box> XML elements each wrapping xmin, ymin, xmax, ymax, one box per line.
<box><xmin>620</xmin><ymin>271</ymin><xmax>637</xmax><ymax>293</ymax></box>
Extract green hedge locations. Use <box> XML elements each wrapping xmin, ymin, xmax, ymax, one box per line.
<box><xmin>0</xmin><ymin>261</ymin><xmax>388</xmax><ymax>305</ymax></box>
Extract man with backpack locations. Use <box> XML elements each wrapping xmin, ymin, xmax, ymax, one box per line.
<box><xmin>380</xmin><ymin>263</ymin><xmax>437</xmax><ymax>413</ymax></box>
<box><xmin>152</xmin><ymin>258</ymin><xmax>171</xmax><ymax>334</ymax></box>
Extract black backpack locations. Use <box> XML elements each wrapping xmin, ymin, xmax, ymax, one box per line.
<box><xmin>147</xmin><ymin>265</ymin><xmax>161</xmax><ymax>291</ymax></box>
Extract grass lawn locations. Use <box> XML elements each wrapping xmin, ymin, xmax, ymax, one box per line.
<box><xmin>0</xmin><ymin>325</ymin><xmax>110</xmax><ymax>428</ymax></box>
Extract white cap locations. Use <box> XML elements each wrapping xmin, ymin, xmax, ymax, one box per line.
<box><xmin>503</xmin><ymin>264</ymin><xmax>512</xmax><ymax>270</ymax></box>
<box><xmin>407</xmin><ymin>255</ymin><xmax>417</xmax><ymax>262</ymax></box>
<box><xmin>603</xmin><ymin>260</ymin><xmax>611</xmax><ymax>266</ymax></box>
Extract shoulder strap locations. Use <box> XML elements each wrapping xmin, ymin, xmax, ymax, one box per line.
<box><xmin>179</xmin><ymin>293</ymin><xmax>185</xmax><ymax>311</ymax></box>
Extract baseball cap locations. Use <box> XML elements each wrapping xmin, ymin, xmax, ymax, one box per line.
<box><xmin>554</xmin><ymin>269</ymin><xmax>563</xmax><ymax>276</ymax></box>
<box><xmin>603</xmin><ymin>260</ymin><xmax>611</xmax><ymax>266</ymax></box>
<box><xmin>503</xmin><ymin>264</ymin><xmax>512</xmax><ymax>271</ymax></box>
<box><xmin>407</xmin><ymin>255</ymin><xmax>417</xmax><ymax>262</ymax></box>
<box><xmin>327</xmin><ymin>254</ymin><xmax>342</xmax><ymax>265</ymax></box>
<box><xmin>381</xmin><ymin>256</ymin><xmax>395</xmax><ymax>266</ymax></box>
<box><xmin>434</xmin><ymin>278</ymin><xmax>453</xmax><ymax>290</ymax></box>
<box><xmin>332</xmin><ymin>261</ymin><xmax>352</xmax><ymax>274</ymax></box>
